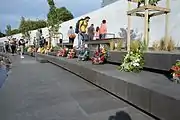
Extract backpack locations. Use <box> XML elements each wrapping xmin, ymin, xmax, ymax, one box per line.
<box><xmin>75</xmin><ymin>19</ymin><xmax>84</xmax><ymax>34</ymax></box>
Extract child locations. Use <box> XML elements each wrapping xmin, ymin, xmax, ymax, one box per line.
<box><xmin>94</xmin><ymin>26</ymin><xmax>100</xmax><ymax>40</ymax></box>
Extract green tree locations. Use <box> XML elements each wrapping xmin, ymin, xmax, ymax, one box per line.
<box><xmin>4</xmin><ymin>25</ymin><xmax>20</xmax><ymax>36</ymax></box>
<box><xmin>5</xmin><ymin>24</ymin><xmax>12</xmax><ymax>36</ymax></box>
<box><xmin>19</xmin><ymin>17</ymin><xmax>47</xmax><ymax>33</ymax></box>
<box><xmin>19</xmin><ymin>17</ymin><xmax>47</xmax><ymax>40</ymax></box>
<box><xmin>11</xmin><ymin>29</ymin><xmax>20</xmax><ymax>35</ymax></box>
<box><xmin>19</xmin><ymin>17</ymin><xmax>27</xmax><ymax>35</ymax></box>
<box><xmin>56</xmin><ymin>7</ymin><xmax>74</xmax><ymax>22</ymax></box>
<box><xmin>47</xmin><ymin>0</ymin><xmax>73</xmax><ymax>27</ymax></box>
<box><xmin>0</xmin><ymin>31</ymin><xmax>5</xmax><ymax>38</ymax></box>
<box><xmin>35</xmin><ymin>20</ymin><xmax>47</xmax><ymax>29</ymax></box>
<box><xmin>19</xmin><ymin>17</ymin><xmax>30</xmax><ymax>40</ymax></box>
<box><xmin>47</xmin><ymin>0</ymin><xmax>73</xmax><ymax>45</ymax></box>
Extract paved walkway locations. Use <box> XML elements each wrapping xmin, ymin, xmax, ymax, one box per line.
<box><xmin>0</xmin><ymin>56</ymin><xmax>154</xmax><ymax>120</ymax></box>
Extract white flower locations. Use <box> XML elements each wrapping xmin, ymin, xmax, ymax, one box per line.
<box><xmin>136</xmin><ymin>63</ymin><xmax>140</xmax><ymax>66</ymax></box>
<box><xmin>136</xmin><ymin>58</ymin><xmax>140</xmax><ymax>62</ymax></box>
<box><xmin>133</xmin><ymin>62</ymin><xmax>140</xmax><ymax>67</ymax></box>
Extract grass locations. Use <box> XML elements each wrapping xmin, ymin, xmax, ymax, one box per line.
<box><xmin>152</xmin><ymin>37</ymin><xmax>176</xmax><ymax>51</ymax></box>
<box><xmin>130</xmin><ymin>40</ymin><xmax>141</xmax><ymax>51</ymax></box>
<box><xmin>110</xmin><ymin>41</ymin><xmax>115</xmax><ymax>50</ymax></box>
<box><xmin>116</xmin><ymin>40</ymin><xmax>123</xmax><ymax>51</ymax></box>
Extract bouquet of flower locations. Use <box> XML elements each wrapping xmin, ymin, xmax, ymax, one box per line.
<box><xmin>78</xmin><ymin>45</ymin><xmax>90</xmax><ymax>61</ymax></box>
<box><xmin>27</xmin><ymin>47</ymin><xmax>33</xmax><ymax>53</ymax></box>
<box><xmin>41</xmin><ymin>48</ymin><xmax>45</xmax><ymax>54</ymax></box>
<box><xmin>119</xmin><ymin>48</ymin><xmax>144</xmax><ymax>72</ymax></box>
<box><xmin>44</xmin><ymin>47</ymin><xmax>51</xmax><ymax>54</ymax></box>
<box><xmin>67</xmin><ymin>49</ymin><xmax>76</xmax><ymax>59</ymax></box>
<box><xmin>37</xmin><ymin>47</ymin><xmax>41</xmax><ymax>53</ymax></box>
<box><xmin>92</xmin><ymin>47</ymin><xmax>108</xmax><ymax>64</ymax></box>
<box><xmin>170</xmin><ymin>60</ymin><xmax>180</xmax><ymax>83</ymax></box>
<box><xmin>57</xmin><ymin>48</ymin><xmax>69</xmax><ymax>57</ymax></box>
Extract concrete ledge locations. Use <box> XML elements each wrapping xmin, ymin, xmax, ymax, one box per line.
<box><xmin>37</xmin><ymin>53</ymin><xmax>180</xmax><ymax>120</ymax></box>
<box><xmin>47</xmin><ymin>52</ymin><xmax>56</xmax><ymax>56</ymax></box>
<box><xmin>107</xmin><ymin>51</ymin><xmax>180</xmax><ymax>71</ymax></box>
<box><xmin>36</xmin><ymin>56</ymin><xmax>48</xmax><ymax>63</ymax></box>
<box><xmin>76</xmin><ymin>50</ymin><xmax>178</xmax><ymax>71</ymax></box>
<box><xmin>49</xmin><ymin>50</ymin><xmax>178</xmax><ymax>71</ymax></box>
<box><xmin>24</xmin><ymin>52</ymin><xmax>35</xmax><ymax>57</ymax></box>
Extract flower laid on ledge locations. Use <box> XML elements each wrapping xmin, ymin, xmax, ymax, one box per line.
<box><xmin>92</xmin><ymin>46</ymin><xmax>109</xmax><ymax>65</ymax></box>
<box><xmin>119</xmin><ymin>41</ymin><xmax>144</xmax><ymax>72</ymax></box>
<box><xmin>56</xmin><ymin>48</ymin><xmax>69</xmax><ymax>57</ymax></box>
<box><xmin>170</xmin><ymin>60</ymin><xmax>180</xmax><ymax>83</ymax></box>
<box><xmin>67</xmin><ymin>49</ymin><xmax>76</xmax><ymax>59</ymax></box>
<box><xmin>78</xmin><ymin>44</ymin><xmax>90</xmax><ymax>61</ymax></box>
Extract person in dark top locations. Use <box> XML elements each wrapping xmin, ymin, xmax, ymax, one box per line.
<box><xmin>39</xmin><ymin>36</ymin><xmax>45</xmax><ymax>48</ymax></box>
<box><xmin>19</xmin><ymin>39</ymin><xmax>25</xmax><ymax>58</ymax></box>
<box><xmin>87</xmin><ymin>24</ymin><xmax>95</xmax><ymax>41</ymax></box>
<box><xmin>4</xmin><ymin>41</ymin><xmax>9</xmax><ymax>53</ymax></box>
<box><xmin>10</xmin><ymin>38</ymin><xmax>16</xmax><ymax>56</ymax></box>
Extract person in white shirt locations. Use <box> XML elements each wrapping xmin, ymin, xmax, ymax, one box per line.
<box><xmin>18</xmin><ymin>39</ymin><xmax>25</xmax><ymax>58</ymax></box>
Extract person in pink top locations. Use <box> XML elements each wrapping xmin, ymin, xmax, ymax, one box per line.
<box><xmin>99</xmin><ymin>20</ymin><xmax>107</xmax><ymax>40</ymax></box>
<box><xmin>94</xmin><ymin>26</ymin><xmax>100</xmax><ymax>40</ymax></box>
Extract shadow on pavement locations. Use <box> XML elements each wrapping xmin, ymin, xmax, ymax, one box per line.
<box><xmin>108</xmin><ymin>111</ymin><xmax>131</xmax><ymax>120</ymax></box>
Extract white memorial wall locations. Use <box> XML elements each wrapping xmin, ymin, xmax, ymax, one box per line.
<box><xmin>0</xmin><ymin>0</ymin><xmax>179</xmax><ymax>47</ymax></box>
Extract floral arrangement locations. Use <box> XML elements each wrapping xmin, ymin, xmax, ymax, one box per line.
<box><xmin>67</xmin><ymin>49</ymin><xmax>76</xmax><ymax>59</ymax></box>
<box><xmin>44</xmin><ymin>47</ymin><xmax>51</xmax><ymax>54</ymax></box>
<box><xmin>27</xmin><ymin>46</ymin><xmax>36</xmax><ymax>56</ymax></box>
<box><xmin>92</xmin><ymin>47</ymin><xmax>109</xmax><ymax>64</ymax></box>
<box><xmin>36</xmin><ymin>46</ymin><xmax>53</xmax><ymax>54</ymax></box>
<box><xmin>78</xmin><ymin>45</ymin><xmax>90</xmax><ymax>61</ymax></box>
<box><xmin>119</xmin><ymin>41</ymin><xmax>144</xmax><ymax>72</ymax></box>
<box><xmin>57</xmin><ymin>48</ymin><xmax>69</xmax><ymax>57</ymax></box>
<box><xmin>37</xmin><ymin>47</ymin><xmax>45</xmax><ymax>54</ymax></box>
<box><xmin>170</xmin><ymin>60</ymin><xmax>180</xmax><ymax>83</ymax></box>
<box><xmin>27</xmin><ymin>47</ymin><xmax>33</xmax><ymax>53</ymax></box>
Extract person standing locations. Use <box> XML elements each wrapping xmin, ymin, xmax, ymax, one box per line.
<box><xmin>36</xmin><ymin>29</ymin><xmax>41</xmax><ymax>48</ymax></box>
<box><xmin>67</xmin><ymin>26</ymin><xmax>76</xmax><ymax>43</ymax></box>
<box><xmin>99</xmin><ymin>20</ymin><xmax>107</xmax><ymax>40</ymax></box>
<box><xmin>10</xmin><ymin>38</ymin><xmax>16</xmax><ymax>56</ymax></box>
<box><xmin>39</xmin><ymin>36</ymin><xmax>45</xmax><ymax>48</ymax></box>
<box><xmin>94</xmin><ymin>26</ymin><xmax>100</xmax><ymax>40</ymax></box>
<box><xmin>75</xmin><ymin>16</ymin><xmax>90</xmax><ymax>49</ymax></box>
<box><xmin>4</xmin><ymin>41</ymin><xmax>9</xmax><ymax>53</ymax></box>
<box><xmin>87</xmin><ymin>24</ymin><xmax>95</xmax><ymax>41</ymax></box>
<box><xmin>19</xmin><ymin>38</ymin><xmax>25</xmax><ymax>58</ymax></box>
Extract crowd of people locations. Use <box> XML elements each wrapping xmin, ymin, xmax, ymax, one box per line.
<box><xmin>1</xmin><ymin>17</ymin><xmax>107</xmax><ymax>56</ymax></box>
<box><xmin>3</xmin><ymin>38</ymin><xmax>26</xmax><ymax>58</ymax></box>
<box><xmin>67</xmin><ymin>16</ymin><xmax>108</xmax><ymax>49</ymax></box>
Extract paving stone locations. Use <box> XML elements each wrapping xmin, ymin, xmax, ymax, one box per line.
<box><xmin>0</xmin><ymin>56</ymin><xmax>156</xmax><ymax>120</ymax></box>
<box><xmin>71</xmin><ymin>88</ymin><xmax>110</xmax><ymax>101</ymax></box>
<box><xmin>78</xmin><ymin>97</ymin><xmax>128</xmax><ymax>115</ymax></box>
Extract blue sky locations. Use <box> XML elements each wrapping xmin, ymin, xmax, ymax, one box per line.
<box><xmin>0</xmin><ymin>0</ymin><xmax>102</xmax><ymax>32</ymax></box>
